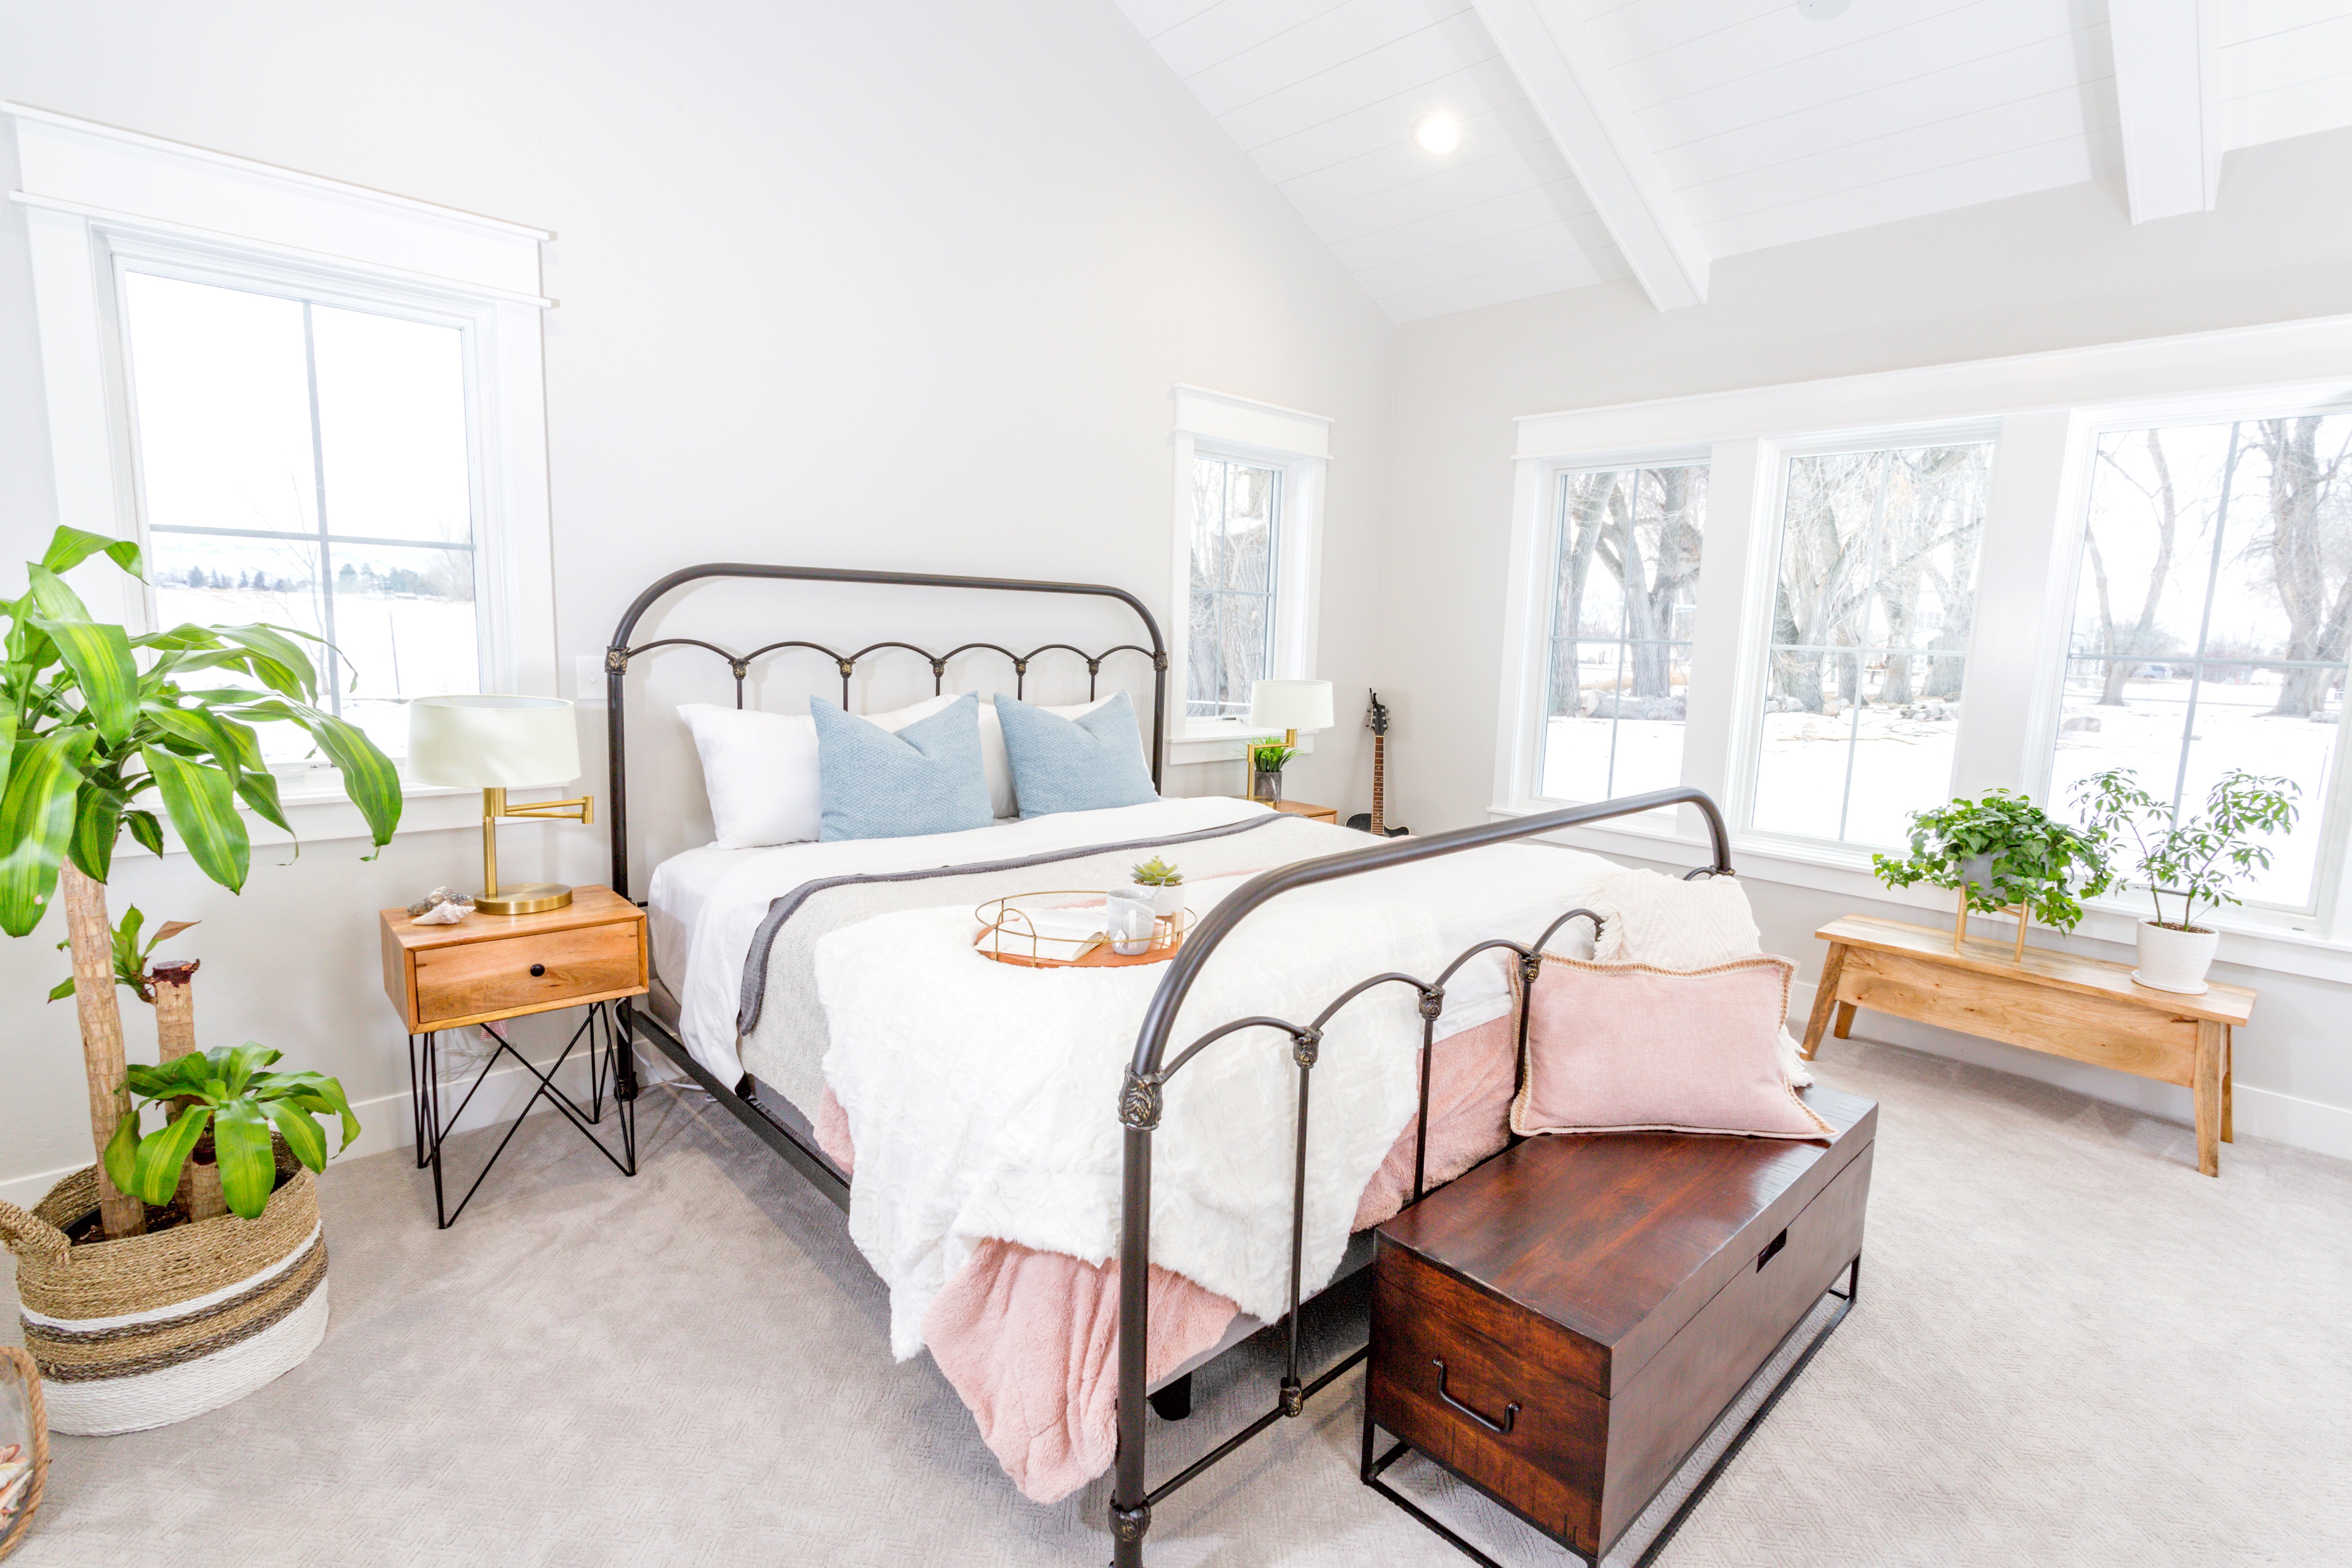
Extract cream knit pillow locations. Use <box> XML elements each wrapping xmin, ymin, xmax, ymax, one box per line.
<box><xmin>1585</xmin><ymin>867</ymin><xmax>1812</xmax><ymax>1087</ymax></box>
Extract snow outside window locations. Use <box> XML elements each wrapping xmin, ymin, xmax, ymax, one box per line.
<box><xmin>1751</xmin><ymin>443</ymin><xmax>1993</xmax><ymax>848</ymax></box>
<box><xmin>1538</xmin><ymin>463</ymin><xmax>1708</xmax><ymax>802</ymax></box>
<box><xmin>2052</xmin><ymin>414</ymin><xmax>2352</xmax><ymax>915</ymax></box>
<box><xmin>121</xmin><ymin>271</ymin><xmax>483</xmax><ymax>767</ymax></box>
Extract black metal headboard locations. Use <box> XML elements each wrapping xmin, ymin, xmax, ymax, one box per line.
<box><xmin>602</xmin><ymin>563</ymin><xmax>1169</xmax><ymax>898</ymax></box>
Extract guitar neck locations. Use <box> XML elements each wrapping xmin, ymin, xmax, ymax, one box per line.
<box><xmin>1370</xmin><ymin>734</ymin><xmax>1385</xmax><ymax>833</ymax></box>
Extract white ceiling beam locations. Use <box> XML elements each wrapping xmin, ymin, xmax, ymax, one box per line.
<box><xmin>2109</xmin><ymin>0</ymin><xmax>2221</xmax><ymax>222</ymax></box>
<box><xmin>1468</xmin><ymin>0</ymin><xmax>1709</xmax><ymax>311</ymax></box>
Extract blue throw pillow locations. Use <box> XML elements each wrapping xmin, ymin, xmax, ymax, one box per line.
<box><xmin>996</xmin><ymin>691</ymin><xmax>1160</xmax><ymax>817</ymax></box>
<box><xmin>811</xmin><ymin>693</ymin><xmax>995</xmax><ymax>841</ymax></box>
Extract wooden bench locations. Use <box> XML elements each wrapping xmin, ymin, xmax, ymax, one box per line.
<box><xmin>1800</xmin><ymin>914</ymin><xmax>2256</xmax><ymax>1177</ymax></box>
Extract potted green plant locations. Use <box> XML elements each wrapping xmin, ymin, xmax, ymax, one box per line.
<box><xmin>2073</xmin><ymin>767</ymin><xmax>2299</xmax><ymax>994</ymax></box>
<box><xmin>1871</xmin><ymin>788</ymin><xmax>2113</xmax><ymax>954</ymax></box>
<box><xmin>1129</xmin><ymin>855</ymin><xmax>1185</xmax><ymax>920</ymax></box>
<box><xmin>0</xmin><ymin>526</ymin><xmax>397</xmax><ymax>1434</ymax></box>
<box><xmin>1247</xmin><ymin>737</ymin><xmax>1295</xmax><ymax>805</ymax></box>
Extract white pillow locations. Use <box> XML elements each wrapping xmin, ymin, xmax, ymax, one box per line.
<box><xmin>1586</xmin><ymin>867</ymin><xmax>1812</xmax><ymax>1087</ymax></box>
<box><xmin>680</xmin><ymin>695</ymin><xmax>952</xmax><ymax>848</ymax></box>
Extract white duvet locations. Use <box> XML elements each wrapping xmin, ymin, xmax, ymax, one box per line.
<box><xmin>804</xmin><ymin>811</ymin><xmax>1618</xmax><ymax>1358</ymax></box>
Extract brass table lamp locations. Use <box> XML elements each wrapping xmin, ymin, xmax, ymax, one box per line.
<box><xmin>408</xmin><ymin>695</ymin><xmax>593</xmax><ymax>915</ymax></box>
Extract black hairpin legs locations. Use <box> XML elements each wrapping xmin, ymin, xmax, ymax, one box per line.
<box><xmin>408</xmin><ymin>1000</ymin><xmax>640</xmax><ymax>1229</ymax></box>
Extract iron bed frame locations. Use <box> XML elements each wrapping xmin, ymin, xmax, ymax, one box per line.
<box><xmin>602</xmin><ymin>565</ymin><xmax>1749</xmax><ymax>1568</ymax></box>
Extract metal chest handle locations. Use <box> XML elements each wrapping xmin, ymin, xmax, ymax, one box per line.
<box><xmin>1432</xmin><ymin>1359</ymin><xmax>1521</xmax><ymax>1436</ymax></box>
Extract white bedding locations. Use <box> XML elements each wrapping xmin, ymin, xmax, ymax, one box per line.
<box><xmin>655</xmin><ymin>799</ymin><xmax>1281</xmax><ymax>1090</ymax></box>
<box><xmin>649</xmin><ymin>797</ymin><xmax>1607</xmax><ymax>1096</ymax></box>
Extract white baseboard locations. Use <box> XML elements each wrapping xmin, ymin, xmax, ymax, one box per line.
<box><xmin>1790</xmin><ymin>979</ymin><xmax>2352</xmax><ymax>1163</ymax></box>
<box><xmin>0</xmin><ymin>1036</ymin><xmax>681</xmax><ymax>1214</ymax></box>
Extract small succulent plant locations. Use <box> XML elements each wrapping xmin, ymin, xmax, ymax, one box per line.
<box><xmin>1131</xmin><ymin>856</ymin><xmax>1183</xmax><ymax>887</ymax></box>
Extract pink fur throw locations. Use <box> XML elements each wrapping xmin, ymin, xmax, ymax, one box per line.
<box><xmin>809</xmin><ymin>1011</ymin><xmax>1519</xmax><ymax>1502</ymax></box>
<box><xmin>1510</xmin><ymin>954</ymin><xmax>1833</xmax><ymax>1140</ymax></box>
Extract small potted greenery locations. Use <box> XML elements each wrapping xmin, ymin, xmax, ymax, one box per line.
<box><xmin>1247</xmin><ymin>738</ymin><xmax>1294</xmax><ymax>805</ymax></box>
<box><xmin>2073</xmin><ymin>767</ymin><xmax>2299</xmax><ymax>993</ymax></box>
<box><xmin>1872</xmin><ymin>788</ymin><xmax>2112</xmax><ymax>953</ymax></box>
<box><xmin>1129</xmin><ymin>856</ymin><xmax>1185</xmax><ymax>920</ymax></box>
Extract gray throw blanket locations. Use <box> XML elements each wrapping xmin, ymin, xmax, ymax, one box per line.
<box><xmin>735</xmin><ymin>811</ymin><xmax>1360</xmax><ymax>1114</ymax></box>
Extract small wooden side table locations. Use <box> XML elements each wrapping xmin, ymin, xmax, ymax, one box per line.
<box><xmin>1801</xmin><ymin>914</ymin><xmax>2256</xmax><ymax>1176</ymax></box>
<box><xmin>1234</xmin><ymin>798</ymin><xmax>1338</xmax><ymax>823</ymax></box>
<box><xmin>380</xmin><ymin>885</ymin><xmax>649</xmax><ymax>1227</ymax></box>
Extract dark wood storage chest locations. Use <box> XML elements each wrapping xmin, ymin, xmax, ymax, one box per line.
<box><xmin>1366</xmin><ymin>1086</ymin><xmax>1875</xmax><ymax>1563</ymax></box>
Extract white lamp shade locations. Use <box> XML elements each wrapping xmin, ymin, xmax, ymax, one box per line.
<box><xmin>1248</xmin><ymin>679</ymin><xmax>1334</xmax><ymax>733</ymax></box>
<box><xmin>407</xmin><ymin>695</ymin><xmax>581</xmax><ymax>788</ymax></box>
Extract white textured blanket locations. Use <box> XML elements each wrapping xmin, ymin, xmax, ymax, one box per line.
<box><xmin>813</xmin><ymin>837</ymin><xmax>1616</xmax><ymax>1358</ymax></box>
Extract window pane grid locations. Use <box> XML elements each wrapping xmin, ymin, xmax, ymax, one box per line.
<box><xmin>1537</xmin><ymin>463</ymin><xmax>1707</xmax><ymax>803</ymax></box>
<box><xmin>123</xmin><ymin>270</ymin><xmax>481</xmax><ymax>765</ymax></box>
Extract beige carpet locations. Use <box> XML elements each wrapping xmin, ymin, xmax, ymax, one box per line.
<box><xmin>7</xmin><ymin>1036</ymin><xmax>2350</xmax><ymax>1567</ymax></box>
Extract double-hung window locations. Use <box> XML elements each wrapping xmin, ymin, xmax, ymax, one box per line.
<box><xmin>1751</xmin><ymin>441</ymin><xmax>1993</xmax><ymax>849</ymax></box>
<box><xmin>1165</xmin><ymin>386</ymin><xmax>1329</xmax><ymax>753</ymax></box>
<box><xmin>10</xmin><ymin>102</ymin><xmax>555</xmax><ymax>830</ymax></box>
<box><xmin>121</xmin><ymin>270</ymin><xmax>483</xmax><ymax>765</ymax></box>
<box><xmin>2053</xmin><ymin>412</ymin><xmax>2352</xmax><ymax>915</ymax></box>
<box><xmin>1186</xmin><ymin>452</ymin><xmax>1282</xmax><ymax>722</ymax></box>
<box><xmin>1537</xmin><ymin>462</ymin><xmax>1708</xmax><ymax>802</ymax></box>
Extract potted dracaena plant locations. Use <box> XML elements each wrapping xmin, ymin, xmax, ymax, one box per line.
<box><xmin>1871</xmin><ymin>788</ymin><xmax>2113</xmax><ymax>956</ymax></box>
<box><xmin>2073</xmin><ymin>767</ymin><xmax>2299</xmax><ymax>994</ymax></box>
<box><xmin>1247</xmin><ymin>737</ymin><xmax>1295</xmax><ymax>806</ymax></box>
<box><xmin>0</xmin><ymin>526</ymin><xmax>396</xmax><ymax>1435</ymax></box>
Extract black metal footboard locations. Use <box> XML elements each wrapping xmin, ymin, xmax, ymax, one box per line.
<box><xmin>1107</xmin><ymin>787</ymin><xmax>1734</xmax><ymax>1566</ymax></box>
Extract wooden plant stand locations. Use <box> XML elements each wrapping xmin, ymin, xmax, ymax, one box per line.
<box><xmin>1800</xmin><ymin>915</ymin><xmax>2256</xmax><ymax>1177</ymax></box>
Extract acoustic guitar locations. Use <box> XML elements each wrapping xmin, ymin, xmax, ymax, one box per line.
<box><xmin>1345</xmin><ymin>690</ymin><xmax>1409</xmax><ymax>837</ymax></box>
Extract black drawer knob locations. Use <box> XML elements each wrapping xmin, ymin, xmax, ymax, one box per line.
<box><xmin>529</xmin><ymin>963</ymin><xmax>546</xmax><ymax>978</ymax></box>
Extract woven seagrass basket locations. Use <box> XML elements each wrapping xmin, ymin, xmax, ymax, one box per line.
<box><xmin>0</xmin><ymin>1142</ymin><xmax>328</xmax><ymax>1436</ymax></box>
<box><xmin>0</xmin><ymin>1346</ymin><xmax>42</xmax><ymax>1562</ymax></box>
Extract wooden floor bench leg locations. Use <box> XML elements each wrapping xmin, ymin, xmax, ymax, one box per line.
<box><xmin>1833</xmin><ymin>1002</ymin><xmax>1856</xmax><ymax>1040</ymax></box>
<box><xmin>2223</xmin><ymin>1026</ymin><xmax>2234</xmax><ymax>1144</ymax></box>
<box><xmin>1800</xmin><ymin>944</ymin><xmax>1848</xmax><ymax>1063</ymax></box>
<box><xmin>2194</xmin><ymin>1020</ymin><xmax>2223</xmax><ymax>1177</ymax></box>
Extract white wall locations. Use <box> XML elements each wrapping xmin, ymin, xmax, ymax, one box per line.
<box><xmin>1376</xmin><ymin>127</ymin><xmax>2352</xmax><ymax>1159</ymax></box>
<box><xmin>0</xmin><ymin>0</ymin><xmax>1396</xmax><ymax>1200</ymax></box>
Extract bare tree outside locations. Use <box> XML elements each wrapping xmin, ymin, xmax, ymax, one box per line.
<box><xmin>2056</xmin><ymin>412</ymin><xmax>2352</xmax><ymax>912</ymax></box>
<box><xmin>1753</xmin><ymin>443</ymin><xmax>1990</xmax><ymax>846</ymax></box>
<box><xmin>1538</xmin><ymin>463</ymin><xmax>1707</xmax><ymax>802</ymax></box>
<box><xmin>1186</xmin><ymin>454</ymin><xmax>1280</xmax><ymax>722</ymax></box>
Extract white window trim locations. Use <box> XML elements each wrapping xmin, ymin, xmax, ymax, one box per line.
<box><xmin>6</xmin><ymin>102</ymin><xmax>559</xmax><ymax>845</ymax></box>
<box><xmin>1166</xmin><ymin>384</ymin><xmax>1329</xmax><ymax>764</ymax></box>
<box><xmin>1493</xmin><ymin>311</ymin><xmax>2352</xmax><ymax>984</ymax></box>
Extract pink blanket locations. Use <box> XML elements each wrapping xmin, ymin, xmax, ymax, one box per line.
<box><xmin>811</xmin><ymin>1013</ymin><xmax>1520</xmax><ymax>1502</ymax></box>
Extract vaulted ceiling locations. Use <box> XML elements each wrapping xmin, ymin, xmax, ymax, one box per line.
<box><xmin>1116</xmin><ymin>0</ymin><xmax>2352</xmax><ymax>322</ymax></box>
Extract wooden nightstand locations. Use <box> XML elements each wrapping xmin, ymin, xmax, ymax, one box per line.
<box><xmin>1236</xmin><ymin>798</ymin><xmax>1338</xmax><ymax>823</ymax></box>
<box><xmin>380</xmin><ymin>886</ymin><xmax>649</xmax><ymax>1227</ymax></box>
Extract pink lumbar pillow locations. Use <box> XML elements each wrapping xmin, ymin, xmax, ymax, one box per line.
<box><xmin>1510</xmin><ymin>954</ymin><xmax>1834</xmax><ymax>1140</ymax></box>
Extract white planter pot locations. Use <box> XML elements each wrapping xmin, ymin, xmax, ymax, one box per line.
<box><xmin>1132</xmin><ymin>884</ymin><xmax>1185</xmax><ymax>920</ymax></box>
<box><xmin>2134</xmin><ymin>920</ymin><xmax>2219</xmax><ymax>995</ymax></box>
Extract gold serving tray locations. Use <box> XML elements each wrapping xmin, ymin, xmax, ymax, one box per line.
<box><xmin>973</xmin><ymin>892</ymin><xmax>1192</xmax><ymax>969</ymax></box>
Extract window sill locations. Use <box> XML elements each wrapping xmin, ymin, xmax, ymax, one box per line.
<box><xmin>1168</xmin><ymin>723</ymin><xmax>1319</xmax><ymax>766</ymax></box>
<box><xmin>144</xmin><ymin>774</ymin><xmax>578</xmax><ymax>853</ymax></box>
<box><xmin>1488</xmin><ymin>801</ymin><xmax>2352</xmax><ymax>986</ymax></box>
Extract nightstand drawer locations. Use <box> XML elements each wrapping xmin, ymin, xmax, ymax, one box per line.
<box><xmin>411</xmin><ymin>920</ymin><xmax>643</xmax><ymax>1029</ymax></box>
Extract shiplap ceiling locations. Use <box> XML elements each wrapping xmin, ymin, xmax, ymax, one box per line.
<box><xmin>1117</xmin><ymin>0</ymin><xmax>2352</xmax><ymax>322</ymax></box>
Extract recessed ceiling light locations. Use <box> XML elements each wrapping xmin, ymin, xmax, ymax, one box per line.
<box><xmin>1797</xmin><ymin>0</ymin><xmax>1850</xmax><ymax>17</ymax></box>
<box><xmin>1413</xmin><ymin>114</ymin><xmax>1461</xmax><ymax>155</ymax></box>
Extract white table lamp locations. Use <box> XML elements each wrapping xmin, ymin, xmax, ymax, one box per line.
<box><xmin>1247</xmin><ymin>679</ymin><xmax>1334</xmax><ymax>750</ymax></box>
<box><xmin>408</xmin><ymin>695</ymin><xmax>594</xmax><ymax>915</ymax></box>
